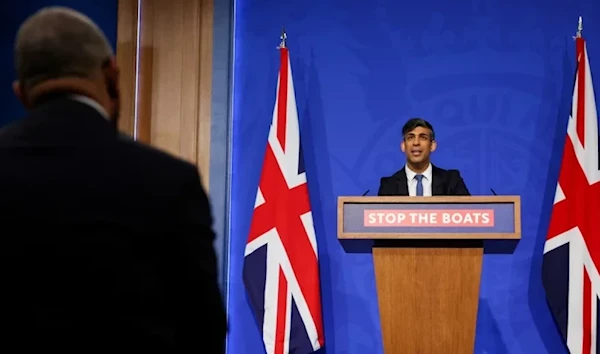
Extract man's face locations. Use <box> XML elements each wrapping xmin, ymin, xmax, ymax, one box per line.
<box><xmin>401</xmin><ymin>126</ymin><xmax>437</xmax><ymax>165</ymax></box>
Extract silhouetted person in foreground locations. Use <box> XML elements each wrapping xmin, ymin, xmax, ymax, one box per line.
<box><xmin>2</xmin><ymin>6</ymin><xmax>226</xmax><ymax>352</ymax></box>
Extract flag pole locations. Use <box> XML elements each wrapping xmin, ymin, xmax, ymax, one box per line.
<box><xmin>278</xmin><ymin>26</ymin><xmax>287</xmax><ymax>49</ymax></box>
<box><xmin>576</xmin><ymin>16</ymin><xmax>583</xmax><ymax>38</ymax></box>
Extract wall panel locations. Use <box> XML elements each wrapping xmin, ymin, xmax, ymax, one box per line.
<box><xmin>116</xmin><ymin>0</ymin><xmax>213</xmax><ymax>190</ymax></box>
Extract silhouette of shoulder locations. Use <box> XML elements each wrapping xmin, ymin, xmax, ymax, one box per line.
<box><xmin>113</xmin><ymin>137</ymin><xmax>204</xmax><ymax>197</ymax></box>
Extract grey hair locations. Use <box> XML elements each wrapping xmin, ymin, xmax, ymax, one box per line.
<box><xmin>14</xmin><ymin>6</ymin><xmax>114</xmax><ymax>89</ymax></box>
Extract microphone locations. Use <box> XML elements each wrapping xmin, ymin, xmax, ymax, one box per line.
<box><xmin>490</xmin><ymin>188</ymin><xmax>497</xmax><ymax>195</ymax></box>
<box><xmin>362</xmin><ymin>189</ymin><xmax>370</xmax><ymax>196</ymax></box>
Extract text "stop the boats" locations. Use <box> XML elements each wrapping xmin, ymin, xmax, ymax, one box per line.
<box><xmin>363</xmin><ymin>209</ymin><xmax>495</xmax><ymax>227</ymax></box>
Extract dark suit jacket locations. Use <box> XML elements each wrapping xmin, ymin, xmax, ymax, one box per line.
<box><xmin>0</xmin><ymin>95</ymin><xmax>226</xmax><ymax>352</ymax></box>
<box><xmin>377</xmin><ymin>164</ymin><xmax>470</xmax><ymax>196</ymax></box>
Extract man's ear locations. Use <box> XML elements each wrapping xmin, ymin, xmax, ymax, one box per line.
<box><xmin>102</xmin><ymin>57</ymin><xmax>120</xmax><ymax>99</ymax></box>
<box><xmin>13</xmin><ymin>80</ymin><xmax>29</xmax><ymax>108</ymax></box>
<box><xmin>401</xmin><ymin>141</ymin><xmax>406</xmax><ymax>152</ymax></box>
<box><xmin>430</xmin><ymin>140</ymin><xmax>437</xmax><ymax>152</ymax></box>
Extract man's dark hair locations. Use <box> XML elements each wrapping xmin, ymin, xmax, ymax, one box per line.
<box><xmin>401</xmin><ymin>118</ymin><xmax>435</xmax><ymax>140</ymax></box>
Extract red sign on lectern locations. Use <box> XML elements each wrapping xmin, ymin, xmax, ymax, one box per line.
<box><xmin>364</xmin><ymin>209</ymin><xmax>495</xmax><ymax>227</ymax></box>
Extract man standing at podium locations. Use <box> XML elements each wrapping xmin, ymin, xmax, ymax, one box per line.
<box><xmin>378</xmin><ymin>118</ymin><xmax>470</xmax><ymax>196</ymax></box>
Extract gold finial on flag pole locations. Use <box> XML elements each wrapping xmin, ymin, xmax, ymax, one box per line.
<box><xmin>576</xmin><ymin>16</ymin><xmax>583</xmax><ymax>38</ymax></box>
<box><xmin>278</xmin><ymin>26</ymin><xmax>287</xmax><ymax>49</ymax></box>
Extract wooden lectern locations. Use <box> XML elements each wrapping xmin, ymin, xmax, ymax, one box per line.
<box><xmin>337</xmin><ymin>196</ymin><xmax>521</xmax><ymax>353</ymax></box>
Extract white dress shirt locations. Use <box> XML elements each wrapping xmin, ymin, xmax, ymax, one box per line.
<box><xmin>69</xmin><ymin>94</ymin><xmax>109</xmax><ymax>119</ymax></box>
<box><xmin>405</xmin><ymin>163</ymin><xmax>432</xmax><ymax>196</ymax></box>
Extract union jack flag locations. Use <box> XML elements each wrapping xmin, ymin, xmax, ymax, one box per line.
<box><xmin>542</xmin><ymin>35</ymin><xmax>600</xmax><ymax>353</ymax></box>
<box><xmin>242</xmin><ymin>44</ymin><xmax>325</xmax><ymax>354</ymax></box>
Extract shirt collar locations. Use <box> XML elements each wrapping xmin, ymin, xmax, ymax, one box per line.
<box><xmin>69</xmin><ymin>94</ymin><xmax>109</xmax><ymax>119</ymax></box>
<box><xmin>405</xmin><ymin>163</ymin><xmax>432</xmax><ymax>181</ymax></box>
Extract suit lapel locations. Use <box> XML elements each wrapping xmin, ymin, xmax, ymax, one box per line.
<box><xmin>395</xmin><ymin>168</ymin><xmax>409</xmax><ymax>196</ymax></box>
<box><xmin>431</xmin><ymin>165</ymin><xmax>445</xmax><ymax>196</ymax></box>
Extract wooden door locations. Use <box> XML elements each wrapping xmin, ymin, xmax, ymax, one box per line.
<box><xmin>116</xmin><ymin>0</ymin><xmax>214</xmax><ymax>190</ymax></box>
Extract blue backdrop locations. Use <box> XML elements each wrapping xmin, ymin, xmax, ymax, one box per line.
<box><xmin>0</xmin><ymin>1</ymin><xmax>117</xmax><ymax>127</ymax></box>
<box><xmin>228</xmin><ymin>0</ymin><xmax>599</xmax><ymax>353</ymax></box>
